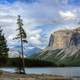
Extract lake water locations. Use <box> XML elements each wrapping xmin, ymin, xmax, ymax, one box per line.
<box><xmin>0</xmin><ymin>67</ymin><xmax>80</xmax><ymax>77</ymax></box>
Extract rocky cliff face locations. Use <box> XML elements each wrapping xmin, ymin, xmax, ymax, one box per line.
<box><xmin>48</xmin><ymin>27</ymin><xmax>80</xmax><ymax>49</ymax></box>
<box><xmin>34</xmin><ymin>27</ymin><xmax>80</xmax><ymax>66</ymax></box>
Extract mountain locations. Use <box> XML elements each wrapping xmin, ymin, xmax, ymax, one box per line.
<box><xmin>9</xmin><ymin>45</ymin><xmax>42</xmax><ymax>58</ymax></box>
<box><xmin>25</xmin><ymin>47</ymin><xmax>42</xmax><ymax>57</ymax></box>
<box><xmin>35</xmin><ymin>27</ymin><xmax>80</xmax><ymax>66</ymax></box>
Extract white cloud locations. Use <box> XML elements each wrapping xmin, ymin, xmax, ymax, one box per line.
<box><xmin>29</xmin><ymin>36</ymin><xmax>41</xmax><ymax>45</ymax></box>
<box><xmin>59</xmin><ymin>11</ymin><xmax>76</xmax><ymax>20</ymax></box>
<box><xmin>28</xmin><ymin>29</ymin><xmax>42</xmax><ymax>46</ymax></box>
<box><xmin>27</xmin><ymin>46</ymin><xmax>34</xmax><ymax>49</ymax></box>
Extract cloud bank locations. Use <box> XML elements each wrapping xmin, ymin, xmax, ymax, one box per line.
<box><xmin>0</xmin><ymin>0</ymin><xmax>80</xmax><ymax>51</ymax></box>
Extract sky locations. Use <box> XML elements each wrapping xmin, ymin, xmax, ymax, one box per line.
<box><xmin>0</xmin><ymin>0</ymin><xmax>80</xmax><ymax>52</ymax></box>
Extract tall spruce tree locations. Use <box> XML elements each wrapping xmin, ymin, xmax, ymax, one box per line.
<box><xmin>0</xmin><ymin>27</ymin><xmax>9</xmax><ymax>66</ymax></box>
<box><xmin>14</xmin><ymin>15</ymin><xmax>28</xmax><ymax>74</ymax></box>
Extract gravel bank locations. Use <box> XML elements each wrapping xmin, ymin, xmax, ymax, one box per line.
<box><xmin>0</xmin><ymin>72</ymin><xmax>79</xmax><ymax>80</ymax></box>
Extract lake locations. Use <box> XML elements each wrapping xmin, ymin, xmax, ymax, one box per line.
<box><xmin>0</xmin><ymin>67</ymin><xmax>80</xmax><ymax>77</ymax></box>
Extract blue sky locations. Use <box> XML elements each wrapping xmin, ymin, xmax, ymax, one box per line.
<box><xmin>0</xmin><ymin>0</ymin><xmax>80</xmax><ymax>54</ymax></box>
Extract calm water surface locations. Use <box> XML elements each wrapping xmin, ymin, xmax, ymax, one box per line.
<box><xmin>0</xmin><ymin>67</ymin><xmax>80</xmax><ymax>77</ymax></box>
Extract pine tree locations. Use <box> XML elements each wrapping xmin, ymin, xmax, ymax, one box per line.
<box><xmin>0</xmin><ymin>27</ymin><xmax>9</xmax><ymax>66</ymax></box>
<box><xmin>14</xmin><ymin>15</ymin><xmax>28</xmax><ymax>74</ymax></box>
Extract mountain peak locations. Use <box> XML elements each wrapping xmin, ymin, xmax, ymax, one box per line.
<box><xmin>48</xmin><ymin>27</ymin><xmax>80</xmax><ymax>49</ymax></box>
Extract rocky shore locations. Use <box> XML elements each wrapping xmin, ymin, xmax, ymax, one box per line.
<box><xmin>0</xmin><ymin>71</ymin><xmax>79</xmax><ymax>80</ymax></box>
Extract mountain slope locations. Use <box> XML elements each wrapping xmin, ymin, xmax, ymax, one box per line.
<box><xmin>35</xmin><ymin>27</ymin><xmax>80</xmax><ymax>66</ymax></box>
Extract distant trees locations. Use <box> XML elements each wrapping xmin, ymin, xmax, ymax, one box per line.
<box><xmin>0</xmin><ymin>27</ymin><xmax>9</xmax><ymax>66</ymax></box>
<box><xmin>14</xmin><ymin>15</ymin><xmax>28</xmax><ymax>74</ymax></box>
<box><xmin>7</xmin><ymin>58</ymin><xmax>56</xmax><ymax>67</ymax></box>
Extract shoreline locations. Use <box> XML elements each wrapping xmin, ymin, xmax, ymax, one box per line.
<box><xmin>0</xmin><ymin>71</ymin><xmax>80</xmax><ymax>80</ymax></box>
